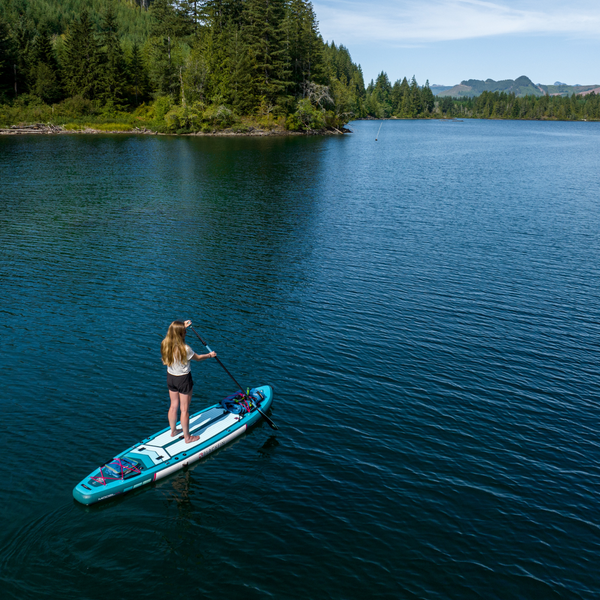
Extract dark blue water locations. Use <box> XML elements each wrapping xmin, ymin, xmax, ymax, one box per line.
<box><xmin>1</xmin><ymin>120</ymin><xmax>600</xmax><ymax>599</ymax></box>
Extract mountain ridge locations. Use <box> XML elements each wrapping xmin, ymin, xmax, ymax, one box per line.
<box><xmin>434</xmin><ymin>76</ymin><xmax>599</xmax><ymax>98</ymax></box>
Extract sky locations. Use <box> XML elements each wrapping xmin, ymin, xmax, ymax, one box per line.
<box><xmin>313</xmin><ymin>0</ymin><xmax>600</xmax><ymax>86</ymax></box>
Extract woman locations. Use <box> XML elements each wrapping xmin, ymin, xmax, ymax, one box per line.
<box><xmin>161</xmin><ymin>320</ymin><xmax>216</xmax><ymax>443</ymax></box>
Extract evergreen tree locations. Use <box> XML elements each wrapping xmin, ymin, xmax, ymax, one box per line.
<box><xmin>440</xmin><ymin>96</ymin><xmax>453</xmax><ymax>115</ymax></box>
<box><xmin>350</xmin><ymin>67</ymin><xmax>366</xmax><ymax>116</ymax></box>
<box><xmin>286</xmin><ymin>0</ymin><xmax>324</xmax><ymax>97</ymax></box>
<box><xmin>322</xmin><ymin>41</ymin><xmax>365</xmax><ymax>118</ymax></box>
<box><xmin>29</xmin><ymin>28</ymin><xmax>63</xmax><ymax>102</ymax></box>
<box><xmin>100</xmin><ymin>5</ymin><xmax>127</xmax><ymax>105</ymax></box>
<box><xmin>372</xmin><ymin>71</ymin><xmax>391</xmax><ymax>115</ymax></box>
<box><xmin>148</xmin><ymin>0</ymin><xmax>191</xmax><ymax>96</ymax></box>
<box><xmin>180</xmin><ymin>0</ymin><xmax>208</xmax><ymax>37</ymax></box>
<box><xmin>182</xmin><ymin>38</ymin><xmax>210</xmax><ymax>103</ymax></box>
<box><xmin>421</xmin><ymin>79</ymin><xmax>434</xmax><ymax>114</ymax></box>
<box><xmin>225</xmin><ymin>26</ymin><xmax>254</xmax><ymax>112</ymax></box>
<box><xmin>374</xmin><ymin>71</ymin><xmax>391</xmax><ymax>99</ymax></box>
<box><xmin>392</xmin><ymin>77</ymin><xmax>412</xmax><ymax>118</ymax></box>
<box><xmin>0</xmin><ymin>16</ymin><xmax>15</xmax><ymax>99</ymax></box>
<box><xmin>128</xmin><ymin>41</ymin><xmax>149</xmax><ymax>105</ymax></box>
<box><xmin>390</xmin><ymin>79</ymin><xmax>403</xmax><ymax>113</ymax></box>
<box><xmin>245</xmin><ymin>0</ymin><xmax>290</xmax><ymax>107</ymax></box>
<box><xmin>201</xmin><ymin>1</ymin><xmax>238</xmax><ymax>103</ymax></box>
<box><xmin>62</xmin><ymin>11</ymin><xmax>104</xmax><ymax>99</ymax></box>
<box><xmin>8</xmin><ymin>13</ymin><xmax>36</xmax><ymax>96</ymax></box>
<box><xmin>409</xmin><ymin>75</ymin><xmax>421</xmax><ymax>115</ymax></box>
<box><xmin>29</xmin><ymin>28</ymin><xmax>60</xmax><ymax>72</ymax></box>
<box><xmin>400</xmin><ymin>86</ymin><xmax>413</xmax><ymax>117</ymax></box>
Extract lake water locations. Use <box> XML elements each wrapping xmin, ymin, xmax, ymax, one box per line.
<box><xmin>1</xmin><ymin>119</ymin><xmax>599</xmax><ymax>599</ymax></box>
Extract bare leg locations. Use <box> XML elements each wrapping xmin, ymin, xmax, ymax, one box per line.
<box><xmin>168</xmin><ymin>390</ymin><xmax>183</xmax><ymax>436</ymax></box>
<box><xmin>180</xmin><ymin>390</ymin><xmax>199</xmax><ymax>443</ymax></box>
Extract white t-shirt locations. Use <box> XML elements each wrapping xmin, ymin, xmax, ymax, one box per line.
<box><xmin>167</xmin><ymin>345</ymin><xmax>195</xmax><ymax>376</ymax></box>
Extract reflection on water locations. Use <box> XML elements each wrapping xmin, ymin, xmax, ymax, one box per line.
<box><xmin>258</xmin><ymin>435</ymin><xmax>280</xmax><ymax>456</ymax></box>
<box><xmin>167</xmin><ymin>471</ymin><xmax>194</xmax><ymax>515</ymax></box>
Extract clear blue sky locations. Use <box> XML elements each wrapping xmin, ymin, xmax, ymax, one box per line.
<box><xmin>314</xmin><ymin>0</ymin><xmax>600</xmax><ymax>86</ymax></box>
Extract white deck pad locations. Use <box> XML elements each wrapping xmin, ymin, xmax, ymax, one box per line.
<box><xmin>132</xmin><ymin>447</ymin><xmax>167</xmax><ymax>465</ymax></box>
<box><xmin>135</xmin><ymin>408</ymin><xmax>240</xmax><ymax>458</ymax></box>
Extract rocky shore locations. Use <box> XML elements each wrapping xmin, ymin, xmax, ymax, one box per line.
<box><xmin>0</xmin><ymin>123</ymin><xmax>351</xmax><ymax>136</ymax></box>
<box><xmin>0</xmin><ymin>123</ymin><xmax>65</xmax><ymax>134</ymax></box>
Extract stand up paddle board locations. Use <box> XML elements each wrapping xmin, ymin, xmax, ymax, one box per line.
<box><xmin>73</xmin><ymin>385</ymin><xmax>273</xmax><ymax>505</ymax></box>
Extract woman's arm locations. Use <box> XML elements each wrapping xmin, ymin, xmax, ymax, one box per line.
<box><xmin>184</xmin><ymin>321</ymin><xmax>216</xmax><ymax>361</ymax></box>
<box><xmin>192</xmin><ymin>351</ymin><xmax>217</xmax><ymax>362</ymax></box>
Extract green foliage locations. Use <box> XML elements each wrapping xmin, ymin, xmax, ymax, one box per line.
<box><xmin>58</xmin><ymin>94</ymin><xmax>95</xmax><ymax>116</ymax></box>
<box><xmin>421</xmin><ymin>80</ymin><xmax>434</xmax><ymax>114</ymax></box>
<box><xmin>429</xmin><ymin>89</ymin><xmax>600</xmax><ymax>121</ymax></box>
<box><xmin>286</xmin><ymin>0</ymin><xmax>325</xmax><ymax>95</ymax></box>
<box><xmin>127</xmin><ymin>41</ymin><xmax>149</xmax><ymax>105</ymax></box>
<box><xmin>204</xmin><ymin>104</ymin><xmax>234</xmax><ymax>127</ymax></box>
<box><xmin>62</xmin><ymin>11</ymin><xmax>104</xmax><ymax>99</ymax></box>
<box><xmin>245</xmin><ymin>0</ymin><xmax>291</xmax><ymax>105</ymax></box>
<box><xmin>146</xmin><ymin>0</ymin><xmax>190</xmax><ymax>97</ymax></box>
<box><xmin>354</xmin><ymin>72</ymin><xmax>600</xmax><ymax>122</ymax></box>
<box><xmin>30</xmin><ymin>61</ymin><xmax>59</xmax><ymax>102</ymax></box>
<box><xmin>289</xmin><ymin>97</ymin><xmax>324</xmax><ymax>129</ymax></box>
<box><xmin>365</xmin><ymin>73</ymin><xmax>439</xmax><ymax>118</ymax></box>
<box><xmin>0</xmin><ymin>0</ymin><xmax>153</xmax><ymax>45</ymax></box>
<box><xmin>63</xmin><ymin>121</ymin><xmax>133</xmax><ymax>131</ymax></box>
<box><xmin>323</xmin><ymin>42</ymin><xmax>365</xmax><ymax>118</ymax></box>
<box><xmin>0</xmin><ymin>16</ymin><xmax>13</xmax><ymax>100</ymax></box>
<box><xmin>0</xmin><ymin>0</ymin><xmax>365</xmax><ymax>131</ymax></box>
<box><xmin>28</xmin><ymin>28</ymin><xmax>62</xmax><ymax>102</ymax></box>
<box><xmin>152</xmin><ymin>95</ymin><xmax>172</xmax><ymax>120</ymax></box>
<box><xmin>100</xmin><ymin>4</ymin><xmax>127</xmax><ymax>106</ymax></box>
<box><xmin>181</xmin><ymin>40</ymin><xmax>208</xmax><ymax>103</ymax></box>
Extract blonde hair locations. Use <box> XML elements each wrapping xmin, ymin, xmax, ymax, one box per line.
<box><xmin>161</xmin><ymin>320</ymin><xmax>189</xmax><ymax>367</ymax></box>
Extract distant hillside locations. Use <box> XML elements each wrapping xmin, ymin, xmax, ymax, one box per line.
<box><xmin>430</xmin><ymin>84</ymin><xmax>454</xmax><ymax>96</ymax></box>
<box><xmin>541</xmin><ymin>83</ymin><xmax>600</xmax><ymax>97</ymax></box>
<box><xmin>438</xmin><ymin>76</ymin><xmax>544</xmax><ymax>98</ymax></box>
<box><xmin>438</xmin><ymin>76</ymin><xmax>600</xmax><ymax>98</ymax></box>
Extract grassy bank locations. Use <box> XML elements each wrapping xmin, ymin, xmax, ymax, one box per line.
<box><xmin>0</xmin><ymin>95</ymin><xmax>346</xmax><ymax>135</ymax></box>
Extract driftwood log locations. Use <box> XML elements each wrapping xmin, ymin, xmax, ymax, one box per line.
<box><xmin>0</xmin><ymin>123</ymin><xmax>64</xmax><ymax>134</ymax></box>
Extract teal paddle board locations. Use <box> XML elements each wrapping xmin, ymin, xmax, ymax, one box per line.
<box><xmin>73</xmin><ymin>385</ymin><xmax>273</xmax><ymax>505</ymax></box>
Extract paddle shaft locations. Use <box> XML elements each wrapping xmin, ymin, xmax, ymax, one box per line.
<box><xmin>189</xmin><ymin>326</ymin><xmax>278</xmax><ymax>430</ymax></box>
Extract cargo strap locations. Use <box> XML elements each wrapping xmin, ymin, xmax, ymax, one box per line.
<box><xmin>221</xmin><ymin>389</ymin><xmax>265</xmax><ymax>415</ymax></box>
<box><xmin>91</xmin><ymin>457</ymin><xmax>141</xmax><ymax>486</ymax></box>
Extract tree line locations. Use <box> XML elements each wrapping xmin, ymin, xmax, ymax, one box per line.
<box><xmin>0</xmin><ymin>0</ymin><xmax>366</xmax><ymax>130</ymax></box>
<box><xmin>362</xmin><ymin>73</ymin><xmax>600</xmax><ymax>121</ymax></box>
<box><xmin>442</xmin><ymin>90</ymin><xmax>600</xmax><ymax>121</ymax></box>
<box><xmin>363</xmin><ymin>71</ymin><xmax>435</xmax><ymax>118</ymax></box>
<box><xmin>1</xmin><ymin>0</ymin><xmax>598</xmax><ymax>131</ymax></box>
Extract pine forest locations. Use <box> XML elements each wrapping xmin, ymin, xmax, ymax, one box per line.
<box><xmin>0</xmin><ymin>0</ymin><xmax>599</xmax><ymax>133</ymax></box>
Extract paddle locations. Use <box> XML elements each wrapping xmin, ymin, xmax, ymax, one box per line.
<box><xmin>189</xmin><ymin>325</ymin><xmax>278</xmax><ymax>431</ymax></box>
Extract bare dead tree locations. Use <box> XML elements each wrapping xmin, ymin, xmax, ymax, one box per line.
<box><xmin>302</xmin><ymin>82</ymin><xmax>333</xmax><ymax>109</ymax></box>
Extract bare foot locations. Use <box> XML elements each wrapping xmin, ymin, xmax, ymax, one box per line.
<box><xmin>170</xmin><ymin>429</ymin><xmax>183</xmax><ymax>437</ymax></box>
<box><xmin>185</xmin><ymin>435</ymin><xmax>200</xmax><ymax>444</ymax></box>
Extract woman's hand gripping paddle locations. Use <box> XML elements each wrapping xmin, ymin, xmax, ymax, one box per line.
<box><xmin>189</xmin><ymin>326</ymin><xmax>278</xmax><ymax>431</ymax></box>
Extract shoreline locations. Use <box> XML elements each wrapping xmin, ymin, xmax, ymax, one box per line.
<box><xmin>3</xmin><ymin>116</ymin><xmax>596</xmax><ymax>137</ymax></box>
<box><xmin>0</xmin><ymin>124</ymin><xmax>352</xmax><ymax>136</ymax></box>
<box><xmin>354</xmin><ymin>115</ymin><xmax>598</xmax><ymax>122</ymax></box>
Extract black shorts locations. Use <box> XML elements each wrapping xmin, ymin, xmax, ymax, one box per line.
<box><xmin>167</xmin><ymin>372</ymin><xmax>194</xmax><ymax>394</ymax></box>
